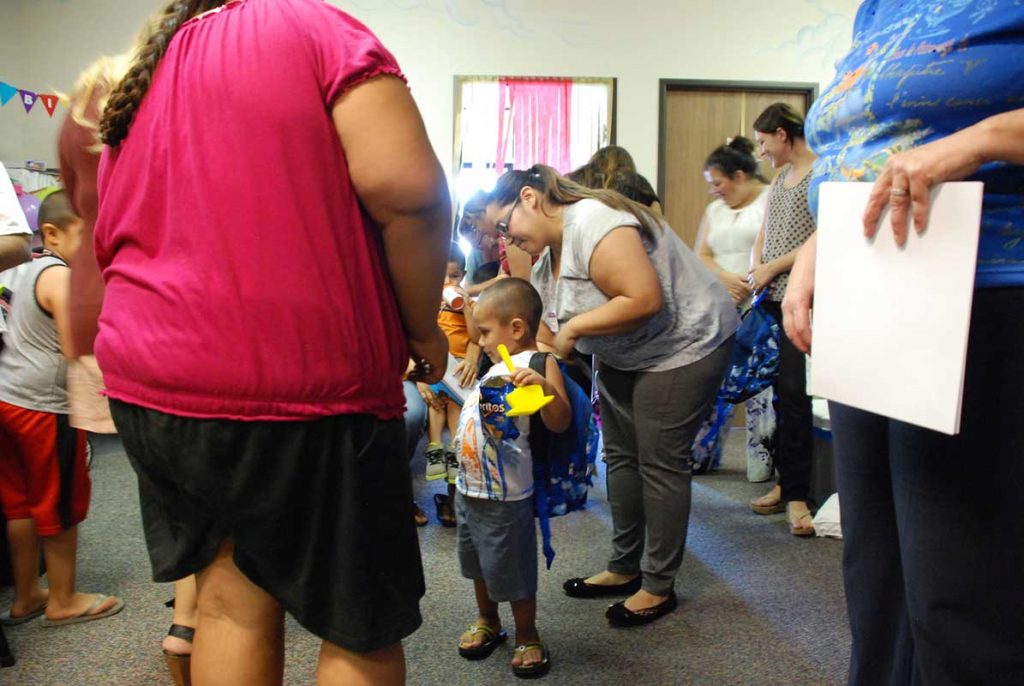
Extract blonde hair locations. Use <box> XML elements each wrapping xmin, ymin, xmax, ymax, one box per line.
<box><xmin>489</xmin><ymin>165</ymin><xmax>662</xmax><ymax>243</ymax></box>
<box><xmin>67</xmin><ymin>54</ymin><xmax>133</xmax><ymax>153</ymax></box>
<box><xmin>569</xmin><ymin>145</ymin><xmax>638</xmax><ymax>190</ymax></box>
<box><xmin>66</xmin><ymin>16</ymin><xmax>155</xmax><ymax>153</ymax></box>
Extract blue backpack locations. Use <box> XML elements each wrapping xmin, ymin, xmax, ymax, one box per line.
<box><xmin>526</xmin><ymin>352</ymin><xmax>596</xmax><ymax>568</ymax></box>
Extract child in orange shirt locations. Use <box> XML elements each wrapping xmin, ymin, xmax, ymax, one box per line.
<box><xmin>418</xmin><ymin>243</ymin><xmax>480</xmax><ymax>525</ymax></box>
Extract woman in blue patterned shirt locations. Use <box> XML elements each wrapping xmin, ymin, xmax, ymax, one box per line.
<box><xmin>786</xmin><ymin>2</ymin><xmax>1024</xmax><ymax>683</ymax></box>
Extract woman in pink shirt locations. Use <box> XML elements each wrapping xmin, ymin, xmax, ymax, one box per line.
<box><xmin>95</xmin><ymin>1</ymin><xmax>450</xmax><ymax>683</ymax></box>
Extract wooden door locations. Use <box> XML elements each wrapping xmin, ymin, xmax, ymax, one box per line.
<box><xmin>660</xmin><ymin>84</ymin><xmax>813</xmax><ymax>248</ymax></box>
<box><xmin>659</xmin><ymin>82</ymin><xmax>813</xmax><ymax>432</ymax></box>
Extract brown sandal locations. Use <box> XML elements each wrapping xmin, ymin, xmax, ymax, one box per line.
<box><xmin>163</xmin><ymin>623</ymin><xmax>195</xmax><ymax>686</ymax></box>
<box><xmin>413</xmin><ymin>501</ymin><xmax>429</xmax><ymax>527</ymax></box>
<box><xmin>788</xmin><ymin>507</ymin><xmax>816</xmax><ymax>537</ymax></box>
<box><xmin>750</xmin><ymin>492</ymin><xmax>785</xmax><ymax>515</ymax></box>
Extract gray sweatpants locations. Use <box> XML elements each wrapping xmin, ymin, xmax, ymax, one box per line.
<box><xmin>599</xmin><ymin>337</ymin><xmax>733</xmax><ymax>596</ymax></box>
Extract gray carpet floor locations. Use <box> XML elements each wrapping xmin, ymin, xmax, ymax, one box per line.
<box><xmin>1</xmin><ymin>430</ymin><xmax>850</xmax><ymax>685</ymax></box>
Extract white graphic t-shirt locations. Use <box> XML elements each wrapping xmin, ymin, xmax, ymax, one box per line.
<box><xmin>455</xmin><ymin>349</ymin><xmax>536</xmax><ymax>502</ymax></box>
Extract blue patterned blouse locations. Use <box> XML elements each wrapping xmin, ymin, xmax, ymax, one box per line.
<box><xmin>806</xmin><ymin>0</ymin><xmax>1024</xmax><ymax>287</ymax></box>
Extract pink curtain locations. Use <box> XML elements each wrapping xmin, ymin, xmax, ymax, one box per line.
<box><xmin>496</xmin><ymin>78</ymin><xmax>572</xmax><ymax>173</ymax></box>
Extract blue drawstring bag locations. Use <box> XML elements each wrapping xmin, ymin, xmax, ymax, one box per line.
<box><xmin>692</xmin><ymin>292</ymin><xmax>780</xmax><ymax>473</ymax></box>
<box><xmin>696</xmin><ymin>293</ymin><xmax>780</xmax><ymax>460</ymax></box>
<box><xmin>720</xmin><ymin>291</ymin><xmax>781</xmax><ymax>404</ymax></box>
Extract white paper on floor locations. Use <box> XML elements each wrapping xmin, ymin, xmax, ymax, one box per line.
<box><xmin>813</xmin><ymin>492</ymin><xmax>842</xmax><ymax>539</ymax></box>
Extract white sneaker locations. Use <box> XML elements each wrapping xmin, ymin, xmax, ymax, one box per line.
<box><xmin>425</xmin><ymin>446</ymin><xmax>447</xmax><ymax>481</ymax></box>
<box><xmin>747</xmin><ymin>453</ymin><xmax>773</xmax><ymax>483</ymax></box>
<box><xmin>445</xmin><ymin>449</ymin><xmax>458</xmax><ymax>484</ymax></box>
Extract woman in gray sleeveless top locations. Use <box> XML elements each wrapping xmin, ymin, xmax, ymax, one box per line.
<box><xmin>471</xmin><ymin>164</ymin><xmax>738</xmax><ymax>627</ymax></box>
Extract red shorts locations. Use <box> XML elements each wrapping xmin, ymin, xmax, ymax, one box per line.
<box><xmin>0</xmin><ymin>400</ymin><xmax>90</xmax><ymax>535</ymax></box>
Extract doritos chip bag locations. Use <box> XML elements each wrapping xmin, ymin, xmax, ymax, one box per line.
<box><xmin>478</xmin><ymin>376</ymin><xmax>520</xmax><ymax>443</ymax></box>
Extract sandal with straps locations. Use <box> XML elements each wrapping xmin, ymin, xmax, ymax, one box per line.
<box><xmin>434</xmin><ymin>494</ymin><xmax>456</xmax><ymax>528</ymax></box>
<box><xmin>458</xmin><ymin>623</ymin><xmax>508</xmax><ymax>660</ymax></box>
<box><xmin>164</xmin><ymin>623</ymin><xmax>195</xmax><ymax>686</ymax></box>
<box><xmin>787</xmin><ymin>502</ymin><xmax>816</xmax><ymax>537</ymax></box>
<box><xmin>512</xmin><ymin>641</ymin><xmax>551</xmax><ymax>679</ymax></box>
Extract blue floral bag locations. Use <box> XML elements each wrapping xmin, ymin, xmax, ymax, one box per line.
<box><xmin>720</xmin><ymin>291</ymin><xmax>780</xmax><ymax>403</ymax></box>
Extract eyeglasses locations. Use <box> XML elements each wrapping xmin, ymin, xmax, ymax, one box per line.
<box><xmin>495</xmin><ymin>199</ymin><xmax>519</xmax><ymax>237</ymax></box>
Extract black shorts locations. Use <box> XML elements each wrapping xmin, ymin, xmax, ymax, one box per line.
<box><xmin>110</xmin><ymin>399</ymin><xmax>424</xmax><ymax>653</ymax></box>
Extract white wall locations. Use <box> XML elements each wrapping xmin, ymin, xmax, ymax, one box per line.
<box><xmin>0</xmin><ymin>0</ymin><xmax>160</xmax><ymax>170</ymax></box>
<box><xmin>1</xmin><ymin>0</ymin><xmax>859</xmax><ymax>185</ymax></box>
<box><xmin>0</xmin><ymin>0</ymin><xmax>27</xmax><ymax>165</ymax></box>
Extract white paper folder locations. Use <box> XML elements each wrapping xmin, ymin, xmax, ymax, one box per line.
<box><xmin>438</xmin><ymin>354</ymin><xmax>471</xmax><ymax>404</ymax></box>
<box><xmin>809</xmin><ymin>182</ymin><xmax>983</xmax><ymax>435</ymax></box>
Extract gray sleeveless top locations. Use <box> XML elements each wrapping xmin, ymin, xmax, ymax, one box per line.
<box><xmin>0</xmin><ymin>254</ymin><xmax>69</xmax><ymax>413</ymax></box>
<box><xmin>532</xmin><ymin>199</ymin><xmax>739</xmax><ymax>372</ymax></box>
<box><xmin>762</xmin><ymin>168</ymin><xmax>816</xmax><ymax>302</ymax></box>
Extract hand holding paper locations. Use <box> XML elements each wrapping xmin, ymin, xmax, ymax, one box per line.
<box><xmin>862</xmin><ymin>127</ymin><xmax>993</xmax><ymax>244</ymax></box>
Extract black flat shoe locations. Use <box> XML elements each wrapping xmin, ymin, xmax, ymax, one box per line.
<box><xmin>606</xmin><ymin>591</ymin><xmax>678</xmax><ymax>627</ymax></box>
<box><xmin>563</xmin><ymin>575</ymin><xmax>642</xmax><ymax>599</ymax></box>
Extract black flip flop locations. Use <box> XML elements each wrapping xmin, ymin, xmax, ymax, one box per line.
<box><xmin>434</xmin><ymin>493</ymin><xmax>456</xmax><ymax>528</ymax></box>
<box><xmin>512</xmin><ymin>641</ymin><xmax>551</xmax><ymax>679</ymax></box>
<box><xmin>458</xmin><ymin>624</ymin><xmax>508</xmax><ymax>659</ymax></box>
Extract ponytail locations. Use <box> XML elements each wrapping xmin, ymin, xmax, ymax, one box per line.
<box><xmin>490</xmin><ymin>165</ymin><xmax>663</xmax><ymax>243</ymax></box>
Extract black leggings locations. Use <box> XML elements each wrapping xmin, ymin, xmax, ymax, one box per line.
<box><xmin>763</xmin><ymin>299</ymin><xmax>813</xmax><ymax>502</ymax></box>
<box><xmin>830</xmin><ymin>287</ymin><xmax>1024</xmax><ymax>685</ymax></box>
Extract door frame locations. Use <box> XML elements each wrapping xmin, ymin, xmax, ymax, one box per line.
<box><xmin>656</xmin><ymin>79</ymin><xmax>819</xmax><ymax>202</ymax></box>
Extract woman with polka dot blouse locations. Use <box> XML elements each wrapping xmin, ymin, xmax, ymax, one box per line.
<box><xmin>748</xmin><ymin>103</ymin><xmax>818</xmax><ymax>536</ymax></box>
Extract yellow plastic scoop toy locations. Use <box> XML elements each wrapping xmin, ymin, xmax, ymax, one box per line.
<box><xmin>498</xmin><ymin>344</ymin><xmax>555</xmax><ymax>417</ymax></box>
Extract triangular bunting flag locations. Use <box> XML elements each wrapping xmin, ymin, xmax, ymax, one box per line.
<box><xmin>19</xmin><ymin>90</ymin><xmax>37</xmax><ymax>114</ymax></box>
<box><xmin>0</xmin><ymin>82</ymin><xmax>16</xmax><ymax>106</ymax></box>
<box><xmin>39</xmin><ymin>94</ymin><xmax>59</xmax><ymax>117</ymax></box>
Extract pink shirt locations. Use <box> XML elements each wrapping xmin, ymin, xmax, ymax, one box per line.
<box><xmin>95</xmin><ymin>0</ymin><xmax>408</xmax><ymax>421</ymax></box>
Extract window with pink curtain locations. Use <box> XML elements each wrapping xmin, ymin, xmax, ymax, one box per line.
<box><xmin>496</xmin><ymin>78</ymin><xmax>573</xmax><ymax>173</ymax></box>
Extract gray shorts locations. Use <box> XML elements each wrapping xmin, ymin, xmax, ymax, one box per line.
<box><xmin>455</xmin><ymin>492</ymin><xmax>537</xmax><ymax>603</ymax></box>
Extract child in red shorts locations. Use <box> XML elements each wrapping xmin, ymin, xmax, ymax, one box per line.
<box><xmin>0</xmin><ymin>191</ymin><xmax>123</xmax><ymax>627</ymax></box>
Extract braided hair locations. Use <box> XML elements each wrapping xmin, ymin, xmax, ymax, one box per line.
<box><xmin>100</xmin><ymin>0</ymin><xmax>228</xmax><ymax>146</ymax></box>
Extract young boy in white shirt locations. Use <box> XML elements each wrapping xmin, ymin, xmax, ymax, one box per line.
<box><xmin>453</xmin><ymin>278</ymin><xmax>570</xmax><ymax>678</ymax></box>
